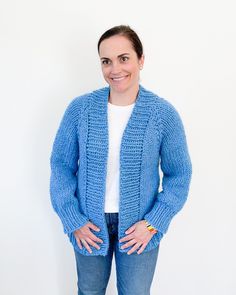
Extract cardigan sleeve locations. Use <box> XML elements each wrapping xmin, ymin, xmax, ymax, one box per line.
<box><xmin>49</xmin><ymin>97</ymin><xmax>90</xmax><ymax>235</ymax></box>
<box><xmin>144</xmin><ymin>100</ymin><xmax>192</xmax><ymax>235</ymax></box>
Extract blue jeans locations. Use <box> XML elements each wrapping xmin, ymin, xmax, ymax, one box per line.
<box><xmin>73</xmin><ymin>213</ymin><xmax>160</xmax><ymax>295</ymax></box>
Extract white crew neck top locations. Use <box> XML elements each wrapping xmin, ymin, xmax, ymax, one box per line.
<box><xmin>104</xmin><ymin>101</ymin><xmax>136</xmax><ymax>212</ymax></box>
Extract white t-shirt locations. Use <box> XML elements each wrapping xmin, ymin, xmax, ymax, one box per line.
<box><xmin>104</xmin><ymin>101</ymin><xmax>135</xmax><ymax>213</ymax></box>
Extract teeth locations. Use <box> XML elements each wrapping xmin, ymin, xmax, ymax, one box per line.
<box><xmin>112</xmin><ymin>76</ymin><xmax>126</xmax><ymax>81</ymax></box>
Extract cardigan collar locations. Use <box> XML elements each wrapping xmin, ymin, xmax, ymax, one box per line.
<box><xmin>91</xmin><ymin>83</ymin><xmax>155</xmax><ymax>110</ymax></box>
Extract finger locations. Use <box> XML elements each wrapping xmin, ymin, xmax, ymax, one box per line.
<box><xmin>88</xmin><ymin>222</ymin><xmax>101</xmax><ymax>232</ymax></box>
<box><xmin>76</xmin><ymin>238</ymin><xmax>83</xmax><ymax>250</ymax></box>
<box><xmin>86</xmin><ymin>237</ymin><xmax>101</xmax><ymax>250</ymax></box>
<box><xmin>87</xmin><ymin>231</ymin><xmax>103</xmax><ymax>244</ymax></box>
<box><xmin>119</xmin><ymin>233</ymin><xmax>134</xmax><ymax>243</ymax></box>
<box><xmin>137</xmin><ymin>242</ymin><xmax>147</xmax><ymax>255</ymax></box>
<box><xmin>81</xmin><ymin>239</ymin><xmax>93</xmax><ymax>254</ymax></box>
<box><xmin>121</xmin><ymin>238</ymin><xmax>136</xmax><ymax>249</ymax></box>
<box><xmin>127</xmin><ymin>242</ymin><xmax>142</xmax><ymax>255</ymax></box>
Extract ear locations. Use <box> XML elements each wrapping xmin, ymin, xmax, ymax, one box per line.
<box><xmin>139</xmin><ymin>54</ymin><xmax>145</xmax><ymax>69</ymax></box>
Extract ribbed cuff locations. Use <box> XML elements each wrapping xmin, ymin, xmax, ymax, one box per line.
<box><xmin>58</xmin><ymin>205</ymin><xmax>90</xmax><ymax>234</ymax></box>
<box><xmin>144</xmin><ymin>201</ymin><xmax>176</xmax><ymax>235</ymax></box>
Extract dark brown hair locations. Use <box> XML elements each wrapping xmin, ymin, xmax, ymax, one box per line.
<box><xmin>97</xmin><ymin>25</ymin><xmax>143</xmax><ymax>59</ymax></box>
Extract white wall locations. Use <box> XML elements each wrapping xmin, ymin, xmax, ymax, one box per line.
<box><xmin>0</xmin><ymin>0</ymin><xmax>235</xmax><ymax>294</ymax></box>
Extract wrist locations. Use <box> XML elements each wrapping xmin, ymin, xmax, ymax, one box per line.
<box><xmin>144</xmin><ymin>219</ymin><xmax>158</xmax><ymax>234</ymax></box>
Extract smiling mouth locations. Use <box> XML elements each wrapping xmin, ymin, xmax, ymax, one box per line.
<box><xmin>111</xmin><ymin>75</ymin><xmax>129</xmax><ymax>81</ymax></box>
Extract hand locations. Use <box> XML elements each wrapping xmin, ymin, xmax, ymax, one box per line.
<box><xmin>119</xmin><ymin>220</ymin><xmax>158</xmax><ymax>255</ymax></box>
<box><xmin>73</xmin><ymin>222</ymin><xmax>103</xmax><ymax>253</ymax></box>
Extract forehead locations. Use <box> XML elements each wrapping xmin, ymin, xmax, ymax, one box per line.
<box><xmin>99</xmin><ymin>35</ymin><xmax>135</xmax><ymax>57</ymax></box>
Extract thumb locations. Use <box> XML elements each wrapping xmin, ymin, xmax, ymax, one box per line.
<box><xmin>125</xmin><ymin>224</ymin><xmax>136</xmax><ymax>234</ymax></box>
<box><xmin>88</xmin><ymin>222</ymin><xmax>101</xmax><ymax>232</ymax></box>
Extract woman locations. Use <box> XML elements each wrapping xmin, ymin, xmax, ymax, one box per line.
<box><xmin>50</xmin><ymin>25</ymin><xmax>192</xmax><ymax>295</ymax></box>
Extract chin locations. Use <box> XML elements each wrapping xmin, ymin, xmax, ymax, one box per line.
<box><xmin>107</xmin><ymin>80</ymin><xmax>137</xmax><ymax>94</ymax></box>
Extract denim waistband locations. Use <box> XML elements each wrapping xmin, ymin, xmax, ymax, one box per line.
<box><xmin>104</xmin><ymin>212</ymin><xmax>118</xmax><ymax>225</ymax></box>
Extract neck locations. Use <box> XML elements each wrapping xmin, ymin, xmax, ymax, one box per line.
<box><xmin>108</xmin><ymin>84</ymin><xmax>139</xmax><ymax>106</ymax></box>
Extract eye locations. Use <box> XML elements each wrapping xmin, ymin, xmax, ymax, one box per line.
<box><xmin>101</xmin><ymin>59</ymin><xmax>110</xmax><ymax>65</ymax></box>
<box><xmin>120</xmin><ymin>56</ymin><xmax>129</xmax><ymax>62</ymax></box>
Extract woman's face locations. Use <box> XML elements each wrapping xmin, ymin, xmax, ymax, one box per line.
<box><xmin>99</xmin><ymin>35</ymin><xmax>144</xmax><ymax>94</ymax></box>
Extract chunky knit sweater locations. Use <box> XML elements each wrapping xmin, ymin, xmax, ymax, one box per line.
<box><xmin>49</xmin><ymin>84</ymin><xmax>192</xmax><ymax>256</ymax></box>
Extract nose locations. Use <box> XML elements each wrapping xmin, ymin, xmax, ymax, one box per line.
<box><xmin>110</xmin><ymin>61</ymin><xmax>122</xmax><ymax>74</ymax></box>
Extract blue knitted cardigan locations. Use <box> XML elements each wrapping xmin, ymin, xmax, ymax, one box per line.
<box><xmin>49</xmin><ymin>84</ymin><xmax>192</xmax><ymax>256</ymax></box>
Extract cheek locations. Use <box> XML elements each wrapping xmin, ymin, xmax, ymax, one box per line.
<box><xmin>101</xmin><ymin>69</ymin><xmax>107</xmax><ymax>78</ymax></box>
<box><xmin>102</xmin><ymin>67</ymin><xmax>110</xmax><ymax>77</ymax></box>
<box><xmin>126</xmin><ymin>64</ymin><xmax>140</xmax><ymax>75</ymax></box>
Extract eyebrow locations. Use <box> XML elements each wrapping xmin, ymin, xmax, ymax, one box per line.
<box><xmin>100</xmin><ymin>53</ymin><xmax>130</xmax><ymax>60</ymax></box>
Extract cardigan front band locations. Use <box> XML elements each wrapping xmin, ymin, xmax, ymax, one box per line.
<box><xmin>49</xmin><ymin>84</ymin><xmax>192</xmax><ymax>256</ymax></box>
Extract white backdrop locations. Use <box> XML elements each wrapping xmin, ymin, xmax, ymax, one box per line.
<box><xmin>0</xmin><ymin>0</ymin><xmax>235</xmax><ymax>294</ymax></box>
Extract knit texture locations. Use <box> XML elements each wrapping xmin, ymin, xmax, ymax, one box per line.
<box><xmin>49</xmin><ymin>84</ymin><xmax>192</xmax><ymax>256</ymax></box>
